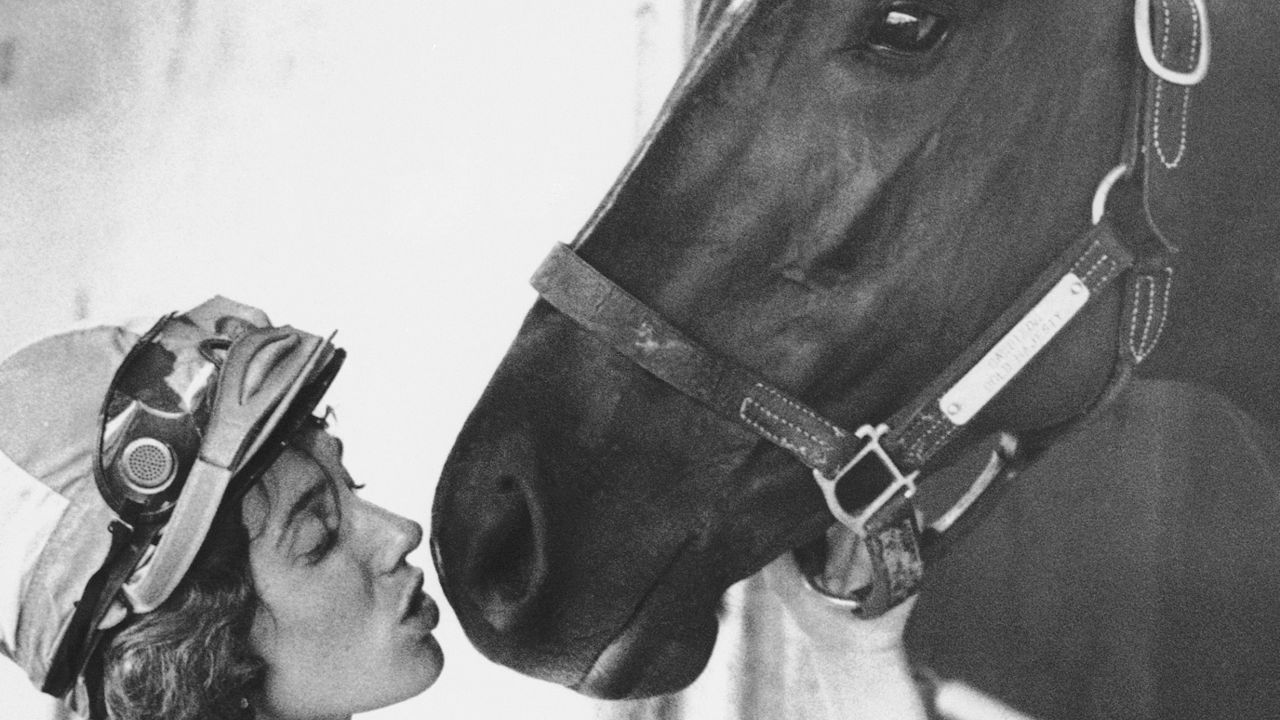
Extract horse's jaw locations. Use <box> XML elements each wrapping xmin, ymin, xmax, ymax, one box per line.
<box><xmin>571</xmin><ymin>573</ymin><xmax>722</xmax><ymax>698</ymax></box>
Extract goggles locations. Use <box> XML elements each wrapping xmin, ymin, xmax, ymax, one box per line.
<box><xmin>96</xmin><ymin>311</ymin><xmax>344</xmax><ymax>613</ymax></box>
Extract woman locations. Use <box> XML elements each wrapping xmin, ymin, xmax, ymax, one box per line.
<box><xmin>0</xmin><ymin>296</ymin><xmax>442</xmax><ymax>720</ymax></box>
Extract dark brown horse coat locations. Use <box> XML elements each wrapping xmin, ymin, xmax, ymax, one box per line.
<box><xmin>911</xmin><ymin>379</ymin><xmax>1280</xmax><ymax>719</ymax></box>
<box><xmin>596</xmin><ymin>379</ymin><xmax>1280</xmax><ymax>720</ymax></box>
<box><xmin>433</xmin><ymin>0</ymin><xmax>1280</xmax><ymax>714</ymax></box>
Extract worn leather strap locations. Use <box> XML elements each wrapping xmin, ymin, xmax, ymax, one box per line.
<box><xmin>1142</xmin><ymin>0</ymin><xmax>1206</xmax><ymax>172</ymax></box>
<box><xmin>851</xmin><ymin>492</ymin><xmax>924</xmax><ymax>618</ymax></box>
<box><xmin>533</xmin><ymin>244</ymin><xmax>859</xmax><ymax>478</ymax></box>
<box><xmin>1138</xmin><ymin>0</ymin><xmax>1209</xmax><ymax>248</ymax></box>
<box><xmin>882</xmin><ymin>221</ymin><xmax>1134</xmax><ymax>469</ymax></box>
<box><xmin>533</xmin><ymin>216</ymin><xmax>1149</xmax><ymax>617</ymax></box>
<box><xmin>534</xmin><ymin>218</ymin><xmax>1134</xmax><ymax>480</ymax></box>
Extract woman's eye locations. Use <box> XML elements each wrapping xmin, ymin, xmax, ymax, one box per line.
<box><xmin>292</xmin><ymin>511</ymin><xmax>338</xmax><ymax>563</ymax></box>
<box><xmin>868</xmin><ymin>5</ymin><xmax>950</xmax><ymax>55</ymax></box>
<box><xmin>304</xmin><ymin>523</ymin><xmax>337</xmax><ymax>563</ymax></box>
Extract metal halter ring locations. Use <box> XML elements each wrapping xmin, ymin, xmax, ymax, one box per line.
<box><xmin>1091</xmin><ymin>164</ymin><xmax>1131</xmax><ymax>225</ymax></box>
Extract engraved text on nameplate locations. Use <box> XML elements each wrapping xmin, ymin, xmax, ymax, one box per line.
<box><xmin>938</xmin><ymin>273</ymin><xmax>1090</xmax><ymax>426</ymax></box>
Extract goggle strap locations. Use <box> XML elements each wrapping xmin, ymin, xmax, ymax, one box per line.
<box><xmin>121</xmin><ymin>460</ymin><xmax>232</xmax><ymax>613</ymax></box>
<box><xmin>42</xmin><ymin>522</ymin><xmax>158</xmax><ymax>699</ymax></box>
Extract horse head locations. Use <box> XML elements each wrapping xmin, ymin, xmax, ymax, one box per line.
<box><xmin>433</xmin><ymin>0</ymin><xmax>1280</xmax><ymax>699</ymax></box>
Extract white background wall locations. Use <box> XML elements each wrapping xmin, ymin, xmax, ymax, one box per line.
<box><xmin>0</xmin><ymin>1</ymin><xmax>692</xmax><ymax>718</ymax></box>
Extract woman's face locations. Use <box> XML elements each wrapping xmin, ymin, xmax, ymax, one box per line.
<box><xmin>241</xmin><ymin>427</ymin><xmax>443</xmax><ymax>720</ymax></box>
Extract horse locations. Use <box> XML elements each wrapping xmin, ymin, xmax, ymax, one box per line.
<box><xmin>432</xmin><ymin>0</ymin><xmax>1280</xmax><ymax>716</ymax></box>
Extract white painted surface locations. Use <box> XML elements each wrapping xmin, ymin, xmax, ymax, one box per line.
<box><xmin>0</xmin><ymin>1</ymin><xmax>688</xmax><ymax>718</ymax></box>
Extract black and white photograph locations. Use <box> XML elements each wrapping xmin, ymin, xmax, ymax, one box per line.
<box><xmin>2</xmin><ymin>1</ymin><xmax>1278</xmax><ymax>719</ymax></box>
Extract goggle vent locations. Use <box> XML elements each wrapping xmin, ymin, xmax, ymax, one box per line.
<box><xmin>119</xmin><ymin>438</ymin><xmax>178</xmax><ymax>494</ymax></box>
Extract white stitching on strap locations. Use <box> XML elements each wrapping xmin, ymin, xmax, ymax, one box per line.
<box><xmin>1128</xmin><ymin>276</ymin><xmax>1154</xmax><ymax>359</ymax></box>
<box><xmin>755</xmin><ymin>383</ymin><xmax>845</xmax><ymax>437</ymax></box>
<box><xmin>907</xmin><ymin>418</ymin><xmax>959</xmax><ymax>465</ymax></box>
<box><xmin>1148</xmin><ymin>267</ymin><xmax>1172</xmax><ymax>355</ymax></box>
<box><xmin>1080</xmin><ymin>253</ymin><xmax>1118</xmax><ymax>286</ymax></box>
<box><xmin>740</xmin><ymin>397</ymin><xmax>826</xmax><ymax>462</ymax></box>
<box><xmin>1152</xmin><ymin>0</ymin><xmax>1195</xmax><ymax>169</ymax></box>
<box><xmin>740</xmin><ymin>382</ymin><xmax>848</xmax><ymax>467</ymax></box>
<box><xmin>899</xmin><ymin>413</ymin><xmax>959</xmax><ymax>465</ymax></box>
<box><xmin>1128</xmin><ymin>267</ymin><xmax>1173</xmax><ymax>362</ymax></box>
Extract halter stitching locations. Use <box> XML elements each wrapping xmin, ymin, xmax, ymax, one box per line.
<box><xmin>756</xmin><ymin>383</ymin><xmax>845</xmax><ymax>437</ymax></box>
<box><xmin>1152</xmin><ymin>0</ymin><xmax>1194</xmax><ymax>169</ymax></box>
<box><xmin>740</xmin><ymin>384</ymin><xmax>840</xmax><ymax>466</ymax></box>
<box><xmin>1128</xmin><ymin>267</ymin><xmax>1173</xmax><ymax>361</ymax></box>
<box><xmin>1079</xmin><ymin>254</ymin><xmax>1118</xmax><ymax>285</ymax></box>
<box><xmin>899</xmin><ymin>413</ymin><xmax>960</xmax><ymax>466</ymax></box>
<box><xmin>906</xmin><ymin>420</ymin><xmax>960</xmax><ymax>466</ymax></box>
<box><xmin>741</xmin><ymin>398</ymin><xmax>825</xmax><ymax>461</ymax></box>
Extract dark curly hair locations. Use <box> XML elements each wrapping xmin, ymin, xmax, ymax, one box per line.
<box><xmin>100</xmin><ymin>502</ymin><xmax>265</xmax><ymax>720</ymax></box>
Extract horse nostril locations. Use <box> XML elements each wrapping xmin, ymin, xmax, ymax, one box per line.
<box><xmin>465</xmin><ymin>472</ymin><xmax>548</xmax><ymax>633</ymax></box>
<box><xmin>495</xmin><ymin>474</ymin><xmax>520</xmax><ymax>495</ymax></box>
<box><xmin>477</xmin><ymin>492</ymin><xmax>533</xmax><ymax>599</ymax></box>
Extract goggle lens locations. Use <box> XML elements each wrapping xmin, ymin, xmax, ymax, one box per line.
<box><xmin>96</xmin><ymin>314</ymin><xmax>229</xmax><ymax>525</ymax></box>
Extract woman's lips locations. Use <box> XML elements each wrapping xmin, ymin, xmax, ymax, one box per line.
<box><xmin>401</xmin><ymin>570</ymin><xmax>440</xmax><ymax>631</ymax></box>
<box><xmin>413</xmin><ymin>589</ymin><xmax>440</xmax><ymax>631</ymax></box>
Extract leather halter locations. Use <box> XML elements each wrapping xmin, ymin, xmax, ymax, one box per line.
<box><xmin>531</xmin><ymin>0</ymin><xmax>1206</xmax><ymax>618</ymax></box>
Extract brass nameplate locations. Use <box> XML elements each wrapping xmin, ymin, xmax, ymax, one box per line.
<box><xmin>939</xmin><ymin>273</ymin><xmax>1090</xmax><ymax>426</ymax></box>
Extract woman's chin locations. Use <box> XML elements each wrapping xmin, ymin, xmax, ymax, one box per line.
<box><xmin>403</xmin><ymin>633</ymin><xmax>446</xmax><ymax>699</ymax></box>
<box><xmin>359</xmin><ymin>634</ymin><xmax>446</xmax><ymax>712</ymax></box>
<box><xmin>421</xmin><ymin>633</ymin><xmax>445</xmax><ymax>690</ymax></box>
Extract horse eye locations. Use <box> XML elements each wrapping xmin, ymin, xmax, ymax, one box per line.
<box><xmin>868</xmin><ymin>5</ymin><xmax>950</xmax><ymax>55</ymax></box>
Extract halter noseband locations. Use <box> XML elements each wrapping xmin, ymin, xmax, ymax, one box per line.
<box><xmin>530</xmin><ymin>0</ymin><xmax>1207</xmax><ymax>618</ymax></box>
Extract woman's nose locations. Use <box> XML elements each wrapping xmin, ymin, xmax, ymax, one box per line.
<box><xmin>357</xmin><ymin>499</ymin><xmax>424</xmax><ymax>571</ymax></box>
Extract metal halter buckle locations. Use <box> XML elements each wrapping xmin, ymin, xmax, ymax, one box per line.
<box><xmin>804</xmin><ymin>431</ymin><xmax>1021</xmax><ymax>617</ymax></box>
<box><xmin>811</xmin><ymin>424</ymin><xmax>919</xmax><ymax>537</ymax></box>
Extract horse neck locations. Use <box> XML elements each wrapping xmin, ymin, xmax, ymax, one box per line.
<box><xmin>1133</xmin><ymin>2</ymin><xmax>1280</xmax><ymax>436</ymax></box>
